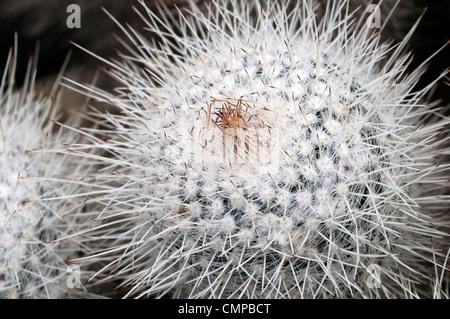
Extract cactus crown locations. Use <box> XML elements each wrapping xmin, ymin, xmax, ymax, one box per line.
<box><xmin>61</xmin><ymin>0</ymin><xmax>450</xmax><ymax>299</ymax></box>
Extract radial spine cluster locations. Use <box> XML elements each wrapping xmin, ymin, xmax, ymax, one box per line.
<box><xmin>60</xmin><ymin>0</ymin><xmax>450</xmax><ymax>299</ymax></box>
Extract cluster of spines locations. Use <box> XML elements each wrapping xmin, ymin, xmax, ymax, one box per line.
<box><xmin>45</xmin><ymin>0</ymin><xmax>449</xmax><ymax>300</ymax></box>
<box><xmin>0</xmin><ymin>40</ymin><xmax>96</xmax><ymax>298</ymax></box>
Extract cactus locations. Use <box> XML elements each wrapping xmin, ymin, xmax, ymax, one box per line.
<box><xmin>61</xmin><ymin>0</ymin><xmax>449</xmax><ymax>298</ymax></box>
<box><xmin>0</xmin><ymin>41</ymin><xmax>90</xmax><ymax>298</ymax></box>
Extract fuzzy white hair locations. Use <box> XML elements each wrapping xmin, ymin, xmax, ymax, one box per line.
<box><xmin>0</xmin><ymin>38</ymin><xmax>96</xmax><ymax>298</ymax></box>
<box><xmin>60</xmin><ymin>0</ymin><xmax>449</xmax><ymax>299</ymax></box>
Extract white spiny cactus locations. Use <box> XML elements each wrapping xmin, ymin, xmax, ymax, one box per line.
<box><xmin>0</xmin><ymin>42</ymin><xmax>90</xmax><ymax>298</ymax></box>
<box><xmin>62</xmin><ymin>0</ymin><xmax>450</xmax><ymax>298</ymax></box>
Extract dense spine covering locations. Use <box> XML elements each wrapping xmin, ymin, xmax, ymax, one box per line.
<box><xmin>0</xmin><ymin>42</ymin><xmax>90</xmax><ymax>298</ymax></box>
<box><xmin>61</xmin><ymin>0</ymin><xmax>449</xmax><ymax>298</ymax></box>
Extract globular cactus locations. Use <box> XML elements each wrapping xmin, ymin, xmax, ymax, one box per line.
<box><xmin>63</xmin><ymin>0</ymin><xmax>450</xmax><ymax>298</ymax></box>
<box><xmin>0</xmin><ymin>42</ymin><xmax>89</xmax><ymax>298</ymax></box>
